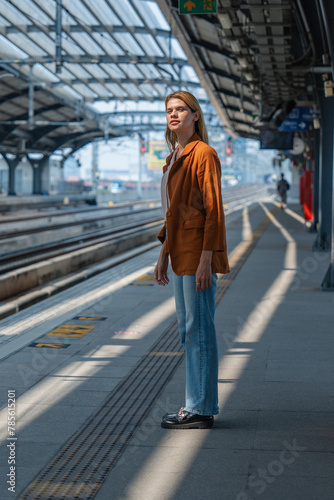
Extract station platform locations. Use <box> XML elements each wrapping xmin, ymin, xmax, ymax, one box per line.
<box><xmin>0</xmin><ymin>199</ymin><xmax>333</xmax><ymax>500</ymax></box>
<box><xmin>0</xmin><ymin>193</ymin><xmax>96</xmax><ymax>213</ymax></box>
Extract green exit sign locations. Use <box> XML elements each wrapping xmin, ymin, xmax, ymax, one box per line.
<box><xmin>179</xmin><ymin>0</ymin><xmax>217</xmax><ymax>15</ymax></box>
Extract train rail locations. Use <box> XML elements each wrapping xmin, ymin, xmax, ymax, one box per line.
<box><xmin>0</xmin><ymin>216</ymin><xmax>163</xmax><ymax>275</ymax></box>
<box><xmin>0</xmin><ymin>198</ymin><xmax>160</xmax><ymax>225</ymax></box>
<box><xmin>0</xmin><ymin>185</ymin><xmax>268</xmax><ymax>239</ymax></box>
<box><xmin>0</xmin><ymin>184</ymin><xmax>271</xmax><ymax>317</ymax></box>
<box><xmin>0</xmin><ymin>205</ymin><xmax>161</xmax><ymax>240</ymax></box>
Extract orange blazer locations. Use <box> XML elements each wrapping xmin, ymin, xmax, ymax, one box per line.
<box><xmin>158</xmin><ymin>133</ymin><xmax>230</xmax><ymax>276</ymax></box>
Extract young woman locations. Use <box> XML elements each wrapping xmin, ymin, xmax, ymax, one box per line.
<box><xmin>154</xmin><ymin>91</ymin><xmax>230</xmax><ymax>429</ymax></box>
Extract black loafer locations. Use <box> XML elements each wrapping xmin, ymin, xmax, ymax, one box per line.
<box><xmin>161</xmin><ymin>408</ymin><xmax>213</xmax><ymax>429</ymax></box>
<box><xmin>163</xmin><ymin>407</ymin><xmax>185</xmax><ymax>419</ymax></box>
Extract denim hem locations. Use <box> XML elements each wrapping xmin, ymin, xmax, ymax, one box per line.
<box><xmin>184</xmin><ymin>407</ymin><xmax>219</xmax><ymax>416</ymax></box>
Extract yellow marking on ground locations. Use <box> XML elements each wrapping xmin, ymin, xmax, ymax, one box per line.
<box><xmin>46</xmin><ymin>325</ymin><xmax>95</xmax><ymax>338</ymax></box>
<box><xmin>74</xmin><ymin>316</ymin><xmax>105</xmax><ymax>321</ymax></box>
<box><xmin>131</xmin><ymin>273</ymin><xmax>156</xmax><ymax>285</ymax></box>
<box><xmin>26</xmin><ymin>482</ymin><xmax>99</xmax><ymax>497</ymax></box>
<box><xmin>135</xmin><ymin>275</ymin><xmax>155</xmax><ymax>282</ymax></box>
<box><xmin>32</xmin><ymin>343</ymin><xmax>69</xmax><ymax>348</ymax></box>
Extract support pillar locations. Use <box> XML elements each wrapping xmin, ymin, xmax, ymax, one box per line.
<box><xmin>319</xmin><ymin>0</ymin><xmax>334</xmax><ymax>289</ymax></box>
<box><xmin>30</xmin><ymin>156</ymin><xmax>50</xmax><ymax>195</ymax></box>
<box><xmin>2</xmin><ymin>154</ymin><xmax>20</xmax><ymax>196</ymax></box>
<box><xmin>315</xmin><ymin>94</ymin><xmax>334</xmax><ymax>250</ymax></box>
<box><xmin>311</xmin><ymin>129</ymin><xmax>320</xmax><ymax>232</ymax></box>
<box><xmin>321</xmin><ymin>113</ymin><xmax>334</xmax><ymax>289</ymax></box>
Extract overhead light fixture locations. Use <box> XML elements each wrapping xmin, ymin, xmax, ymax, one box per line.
<box><xmin>237</xmin><ymin>57</ymin><xmax>247</xmax><ymax>68</ymax></box>
<box><xmin>271</xmin><ymin>100</ymin><xmax>296</xmax><ymax>127</ymax></box>
<box><xmin>229</xmin><ymin>39</ymin><xmax>241</xmax><ymax>53</ymax></box>
<box><xmin>322</xmin><ymin>73</ymin><xmax>333</xmax><ymax>97</ymax></box>
<box><xmin>324</xmin><ymin>79</ymin><xmax>333</xmax><ymax>97</ymax></box>
<box><xmin>218</xmin><ymin>13</ymin><xmax>232</xmax><ymax>30</ymax></box>
<box><xmin>244</xmin><ymin>72</ymin><xmax>253</xmax><ymax>81</ymax></box>
<box><xmin>253</xmin><ymin>100</ymin><xmax>296</xmax><ymax>129</ymax></box>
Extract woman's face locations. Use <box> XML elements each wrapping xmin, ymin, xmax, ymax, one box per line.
<box><xmin>166</xmin><ymin>98</ymin><xmax>199</xmax><ymax>136</ymax></box>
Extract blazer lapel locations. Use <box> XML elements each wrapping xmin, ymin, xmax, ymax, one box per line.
<box><xmin>179</xmin><ymin>133</ymin><xmax>201</xmax><ymax>159</ymax></box>
<box><xmin>162</xmin><ymin>133</ymin><xmax>201</xmax><ymax>173</ymax></box>
<box><xmin>163</xmin><ymin>152</ymin><xmax>174</xmax><ymax>174</ymax></box>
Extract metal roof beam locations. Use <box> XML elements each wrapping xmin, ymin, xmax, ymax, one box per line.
<box><xmin>217</xmin><ymin>88</ymin><xmax>255</xmax><ymax>106</ymax></box>
<box><xmin>0</xmin><ymin>88</ymin><xmax>29</xmax><ymax>106</ymax></box>
<box><xmin>0</xmin><ymin>103</ymin><xmax>66</xmax><ymax>143</ymax></box>
<box><xmin>0</xmin><ymin>145</ymin><xmax>55</xmax><ymax>155</ymax></box>
<box><xmin>238</xmin><ymin>4</ymin><xmax>292</xmax><ymax>9</ymax></box>
<box><xmin>27</xmin><ymin>125</ymin><xmax>63</xmax><ymax>148</ymax></box>
<box><xmin>248</xmin><ymin>22</ymin><xmax>291</xmax><ymax>27</ymax></box>
<box><xmin>247</xmin><ymin>34</ymin><xmax>292</xmax><ymax>39</ymax></box>
<box><xmin>224</xmin><ymin>105</ymin><xmax>254</xmax><ymax>116</ymax></box>
<box><xmin>2</xmin><ymin>25</ymin><xmax>171</xmax><ymax>37</ymax></box>
<box><xmin>187</xmin><ymin>38</ymin><xmax>236</xmax><ymax>62</ymax></box>
<box><xmin>79</xmin><ymin>0</ymin><xmax>152</xmax><ymax>99</ymax></box>
<box><xmin>51</xmin><ymin>77</ymin><xmax>201</xmax><ymax>87</ymax></box>
<box><xmin>205</xmin><ymin>65</ymin><xmax>245</xmax><ymax>83</ymax></box>
<box><xmin>0</xmin><ymin>10</ymin><xmax>109</xmax><ymax>102</ymax></box>
<box><xmin>0</xmin><ymin>6</ymin><xmax>105</xmax><ymax>119</ymax></box>
<box><xmin>229</xmin><ymin>117</ymin><xmax>255</xmax><ymax>126</ymax></box>
<box><xmin>3</xmin><ymin>0</ymin><xmax>139</xmax><ymax>101</ymax></box>
<box><xmin>0</xmin><ymin>120</ymin><xmax>87</xmax><ymax>126</ymax></box>
<box><xmin>0</xmin><ymin>56</ymin><xmax>188</xmax><ymax>66</ymax></box>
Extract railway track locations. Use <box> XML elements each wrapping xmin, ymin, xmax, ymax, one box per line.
<box><xmin>0</xmin><ymin>208</ymin><xmax>159</xmax><ymax>240</ymax></box>
<box><xmin>0</xmin><ymin>184</ymin><xmax>268</xmax><ymax>229</ymax></box>
<box><xmin>0</xmin><ymin>198</ymin><xmax>160</xmax><ymax>228</ymax></box>
<box><xmin>0</xmin><ymin>184</ymin><xmax>271</xmax><ymax>313</ymax></box>
<box><xmin>0</xmin><ymin>184</ymin><xmax>270</xmax><ymax>277</ymax></box>
<box><xmin>0</xmin><ymin>216</ymin><xmax>164</xmax><ymax>275</ymax></box>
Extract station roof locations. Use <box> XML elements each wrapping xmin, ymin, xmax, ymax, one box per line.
<box><xmin>0</xmin><ymin>0</ymin><xmax>207</xmax><ymax>157</ymax></box>
<box><xmin>0</xmin><ymin>0</ymin><xmax>328</xmax><ymax>155</ymax></box>
<box><xmin>157</xmin><ymin>0</ymin><xmax>326</xmax><ymax>139</ymax></box>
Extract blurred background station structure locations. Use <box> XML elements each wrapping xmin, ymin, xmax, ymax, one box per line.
<box><xmin>1</xmin><ymin>0</ymin><xmax>334</xmax><ymax>286</ymax></box>
<box><xmin>0</xmin><ymin>0</ymin><xmax>287</xmax><ymax>203</ymax></box>
<box><xmin>1</xmin><ymin>3</ymin><xmax>334</xmax><ymax>500</ymax></box>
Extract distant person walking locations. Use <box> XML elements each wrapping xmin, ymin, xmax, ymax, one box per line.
<box><xmin>277</xmin><ymin>173</ymin><xmax>290</xmax><ymax>210</ymax></box>
<box><xmin>154</xmin><ymin>91</ymin><xmax>229</xmax><ymax>429</ymax></box>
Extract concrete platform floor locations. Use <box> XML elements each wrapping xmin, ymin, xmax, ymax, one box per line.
<box><xmin>96</xmin><ymin>203</ymin><xmax>334</xmax><ymax>500</ymax></box>
<box><xmin>0</xmin><ymin>199</ymin><xmax>333</xmax><ymax>500</ymax></box>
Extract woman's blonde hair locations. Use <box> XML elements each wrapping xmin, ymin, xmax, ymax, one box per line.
<box><xmin>164</xmin><ymin>91</ymin><xmax>209</xmax><ymax>151</ymax></box>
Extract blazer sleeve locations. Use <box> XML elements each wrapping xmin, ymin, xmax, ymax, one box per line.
<box><xmin>157</xmin><ymin>222</ymin><xmax>170</xmax><ymax>253</ymax></box>
<box><xmin>197</xmin><ymin>148</ymin><xmax>226</xmax><ymax>251</ymax></box>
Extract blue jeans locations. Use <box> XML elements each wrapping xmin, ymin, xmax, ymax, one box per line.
<box><xmin>172</xmin><ymin>272</ymin><xmax>219</xmax><ymax>415</ymax></box>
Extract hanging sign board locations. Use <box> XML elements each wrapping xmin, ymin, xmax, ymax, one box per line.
<box><xmin>279</xmin><ymin>107</ymin><xmax>320</xmax><ymax>131</ymax></box>
<box><xmin>179</xmin><ymin>0</ymin><xmax>217</xmax><ymax>15</ymax></box>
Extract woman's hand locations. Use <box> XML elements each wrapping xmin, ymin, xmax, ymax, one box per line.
<box><xmin>196</xmin><ymin>250</ymin><xmax>213</xmax><ymax>292</ymax></box>
<box><xmin>154</xmin><ymin>243</ymin><xmax>170</xmax><ymax>286</ymax></box>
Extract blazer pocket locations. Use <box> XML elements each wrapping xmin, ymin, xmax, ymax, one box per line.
<box><xmin>182</xmin><ymin>215</ymin><xmax>205</xmax><ymax>229</ymax></box>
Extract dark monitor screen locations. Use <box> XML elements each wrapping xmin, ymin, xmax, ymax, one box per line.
<box><xmin>260</xmin><ymin>130</ymin><xmax>294</xmax><ymax>150</ymax></box>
